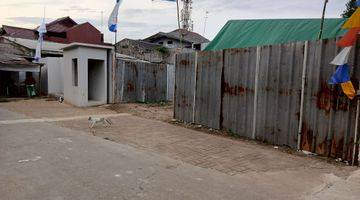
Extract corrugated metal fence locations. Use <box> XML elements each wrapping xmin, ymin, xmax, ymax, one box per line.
<box><xmin>114</xmin><ymin>59</ymin><xmax>168</xmax><ymax>103</ymax></box>
<box><xmin>174</xmin><ymin>38</ymin><xmax>360</xmax><ymax>163</ymax></box>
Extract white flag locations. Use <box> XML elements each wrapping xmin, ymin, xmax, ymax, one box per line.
<box><xmin>330</xmin><ymin>47</ymin><xmax>352</xmax><ymax>66</ymax></box>
<box><xmin>34</xmin><ymin>18</ymin><xmax>47</xmax><ymax>62</ymax></box>
<box><xmin>108</xmin><ymin>0</ymin><xmax>123</xmax><ymax>32</ymax></box>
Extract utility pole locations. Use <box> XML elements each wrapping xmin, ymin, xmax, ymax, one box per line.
<box><xmin>203</xmin><ymin>10</ymin><xmax>209</xmax><ymax>36</ymax></box>
<box><xmin>180</xmin><ymin>0</ymin><xmax>193</xmax><ymax>31</ymax></box>
<box><xmin>318</xmin><ymin>0</ymin><xmax>329</xmax><ymax>40</ymax></box>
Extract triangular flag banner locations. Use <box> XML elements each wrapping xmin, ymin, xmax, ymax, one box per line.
<box><xmin>342</xmin><ymin>8</ymin><xmax>360</xmax><ymax>29</ymax></box>
<box><xmin>330</xmin><ymin>47</ymin><xmax>352</xmax><ymax>66</ymax></box>
<box><xmin>337</xmin><ymin>27</ymin><xmax>360</xmax><ymax>47</ymax></box>
<box><xmin>329</xmin><ymin>64</ymin><xmax>351</xmax><ymax>84</ymax></box>
<box><xmin>341</xmin><ymin>81</ymin><xmax>356</xmax><ymax>100</ymax></box>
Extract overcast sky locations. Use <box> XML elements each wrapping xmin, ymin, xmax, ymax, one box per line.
<box><xmin>0</xmin><ymin>0</ymin><xmax>348</xmax><ymax>43</ymax></box>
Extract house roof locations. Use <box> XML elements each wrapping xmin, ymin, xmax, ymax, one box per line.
<box><xmin>205</xmin><ymin>18</ymin><xmax>347</xmax><ymax>51</ymax></box>
<box><xmin>1</xmin><ymin>25</ymin><xmax>37</xmax><ymax>40</ymax></box>
<box><xmin>143</xmin><ymin>29</ymin><xmax>209</xmax><ymax>44</ymax></box>
<box><xmin>119</xmin><ymin>38</ymin><xmax>162</xmax><ymax>49</ymax></box>
<box><xmin>62</xmin><ymin>42</ymin><xmax>114</xmax><ymax>51</ymax></box>
<box><xmin>4</xmin><ymin>36</ymin><xmax>66</xmax><ymax>55</ymax></box>
<box><xmin>0</xmin><ymin>53</ymin><xmax>41</xmax><ymax>72</ymax></box>
<box><xmin>1</xmin><ymin>16</ymin><xmax>78</xmax><ymax>40</ymax></box>
<box><xmin>44</xmin><ymin>16</ymin><xmax>78</xmax><ymax>33</ymax></box>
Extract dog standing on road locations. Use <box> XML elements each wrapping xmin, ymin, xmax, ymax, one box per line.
<box><xmin>88</xmin><ymin>117</ymin><xmax>112</xmax><ymax>129</ymax></box>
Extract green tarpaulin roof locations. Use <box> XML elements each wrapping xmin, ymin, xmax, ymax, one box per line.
<box><xmin>205</xmin><ymin>18</ymin><xmax>347</xmax><ymax>51</ymax></box>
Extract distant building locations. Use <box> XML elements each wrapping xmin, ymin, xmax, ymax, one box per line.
<box><xmin>115</xmin><ymin>29</ymin><xmax>208</xmax><ymax>65</ymax></box>
<box><xmin>143</xmin><ymin>29</ymin><xmax>209</xmax><ymax>50</ymax></box>
<box><xmin>0</xmin><ymin>16</ymin><xmax>105</xmax><ymax>45</ymax></box>
<box><xmin>0</xmin><ymin>17</ymin><xmax>114</xmax><ymax>103</ymax></box>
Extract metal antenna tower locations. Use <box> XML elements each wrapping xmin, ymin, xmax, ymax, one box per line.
<box><xmin>180</xmin><ymin>0</ymin><xmax>193</xmax><ymax>31</ymax></box>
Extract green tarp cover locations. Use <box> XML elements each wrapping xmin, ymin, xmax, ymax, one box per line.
<box><xmin>205</xmin><ymin>19</ymin><xmax>347</xmax><ymax>51</ymax></box>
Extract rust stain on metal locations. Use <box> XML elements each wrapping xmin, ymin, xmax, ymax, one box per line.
<box><xmin>316</xmin><ymin>81</ymin><xmax>331</xmax><ymax>114</ymax></box>
<box><xmin>180</xmin><ymin>59</ymin><xmax>189</xmax><ymax>65</ymax></box>
<box><xmin>330</xmin><ymin>135</ymin><xmax>345</xmax><ymax>159</ymax></box>
<box><xmin>223</xmin><ymin>82</ymin><xmax>254</xmax><ymax>96</ymax></box>
<box><xmin>316</xmin><ymin>137</ymin><xmax>327</xmax><ymax>156</ymax></box>
<box><xmin>279</xmin><ymin>88</ymin><xmax>293</xmax><ymax>96</ymax></box>
<box><xmin>126</xmin><ymin>82</ymin><xmax>135</xmax><ymax>92</ymax></box>
<box><xmin>301</xmin><ymin>123</ymin><xmax>313</xmax><ymax>151</ymax></box>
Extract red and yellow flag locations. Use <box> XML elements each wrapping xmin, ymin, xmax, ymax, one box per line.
<box><xmin>342</xmin><ymin>8</ymin><xmax>360</xmax><ymax>29</ymax></box>
<box><xmin>337</xmin><ymin>27</ymin><xmax>360</xmax><ymax>47</ymax></box>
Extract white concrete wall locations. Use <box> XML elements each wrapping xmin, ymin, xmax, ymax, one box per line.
<box><xmin>44</xmin><ymin>57</ymin><xmax>63</xmax><ymax>96</ymax></box>
<box><xmin>63</xmin><ymin>46</ymin><xmax>108</xmax><ymax>107</ymax></box>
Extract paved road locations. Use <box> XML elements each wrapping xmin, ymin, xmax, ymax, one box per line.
<box><xmin>0</xmin><ymin>105</ymin><xmax>359</xmax><ymax>200</ymax></box>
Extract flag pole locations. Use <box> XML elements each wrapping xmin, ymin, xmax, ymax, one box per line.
<box><xmin>318</xmin><ymin>0</ymin><xmax>329</xmax><ymax>40</ymax></box>
<box><xmin>177</xmin><ymin>0</ymin><xmax>184</xmax><ymax>50</ymax></box>
<box><xmin>176</xmin><ymin>0</ymin><xmax>181</xmax><ymax>29</ymax></box>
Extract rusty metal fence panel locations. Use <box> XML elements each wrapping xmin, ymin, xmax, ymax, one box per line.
<box><xmin>222</xmin><ymin>48</ymin><xmax>257</xmax><ymax>138</ymax></box>
<box><xmin>194</xmin><ymin>51</ymin><xmax>223</xmax><ymax>129</ymax></box>
<box><xmin>114</xmin><ymin>60</ymin><xmax>167</xmax><ymax>103</ymax></box>
<box><xmin>174</xmin><ymin>53</ymin><xmax>197</xmax><ymax>123</ymax></box>
<box><xmin>255</xmin><ymin>43</ymin><xmax>303</xmax><ymax>148</ymax></box>
<box><xmin>301</xmin><ymin>39</ymin><xmax>358</xmax><ymax>160</ymax></box>
<box><xmin>173</xmin><ymin>38</ymin><xmax>359</xmax><ymax>163</ymax></box>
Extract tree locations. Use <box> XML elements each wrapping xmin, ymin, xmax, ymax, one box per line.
<box><xmin>342</xmin><ymin>0</ymin><xmax>357</xmax><ymax>18</ymax></box>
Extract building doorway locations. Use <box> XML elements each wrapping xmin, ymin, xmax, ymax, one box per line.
<box><xmin>88</xmin><ymin>59</ymin><xmax>105</xmax><ymax>102</ymax></box>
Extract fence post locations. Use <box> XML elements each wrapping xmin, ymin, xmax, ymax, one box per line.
<box><xmin>192</xmin><ymin>52</ymin><xmax>198</xmax><ymax>123</ymax></box>
<box><xmin>297</xmin><ymin>41</ymin><xmax>309</xmax><ymax>150</ymax></box>
<box><xmin>252</xmin><ymin>46</ymin><xmax>261</xmax><ymax>140</ymax></box>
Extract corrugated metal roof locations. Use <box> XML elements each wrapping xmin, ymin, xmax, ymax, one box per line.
<box><xmin>40</xmin><ymin>16</ymin><xmax>78</xmax><ymax>33</ymax></box>
<box><xmin>205</xmin><ymin>18</ymin><xmax>347</xmax><ymax>51</ymax></box>
<box><xmin>1</xmin><ymin>25</ymin><xmax>37</xmax><ymax>40</ymax></box>
<box><xmin>4</xmin><ymin>37</ymin><xmax>66</xmax><ymax>54</ymax></box>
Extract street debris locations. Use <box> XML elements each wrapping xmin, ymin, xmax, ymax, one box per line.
<box><xmin>57</xmin><ymin>138</ymin><xmax>73</xmax><ymax>143</ymax></box>
<box><xmin>18</xmin><ymin>156</ymin><xmax>42</xmax><ymax>163</ymax></box>
<box><xmin>302</xmin><ymin>150</ymin><xmax>318</xmax><ymax>156</ymax></box>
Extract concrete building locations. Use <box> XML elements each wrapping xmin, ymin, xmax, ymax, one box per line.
<box><xmin>0</xmin><ymin>37</ymin><xmax>42</xmax><ymax>97</ymax></box>
<box><xmin>1</xmin><ymin>17</ymin><xmax>116</xmax><ymax>107</ymax></box>
<box><xmin>62</xmin><ymin>43</ymin><xmax>113</xmax><ymax>107</ymax></box>
<box><xmin>143</xmin><ymin>29</ymin><xmax>209</xmax><ymax>50</ymax></box>
<box><xmin>0</xmin><ymin>16</ymin><xmax>105</xmax><ymax>45</ymax></box>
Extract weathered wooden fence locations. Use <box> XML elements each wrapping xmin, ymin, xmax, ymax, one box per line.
<box><xmin>114</xmin><ymin>60</ymin><xmax>168</xmax><ymax>103</ymax></box>
<box><xmin>174</xmin><ymin>38</ymin><xmax>360</xmax><ymax>163</ymax></box>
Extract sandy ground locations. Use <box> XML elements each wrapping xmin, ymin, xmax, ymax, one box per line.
<box><xmin>109</xmin><ymin>102</ymin><xmax>174</xmax><ymax>122</ymax></box>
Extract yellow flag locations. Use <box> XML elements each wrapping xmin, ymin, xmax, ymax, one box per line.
<box><xmin>342</xmin><ymin>8</ymin><xmax>360</xmax><ymax>29</ymax></box>
<box><xmin>341</xmin><ymin>81</ymin><xmax>356</xmax><ymax>100</ymax></box>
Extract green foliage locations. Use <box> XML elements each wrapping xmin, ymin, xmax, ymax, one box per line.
<box><xmin>342</xmin><ymin>0</ymin><xmax>357</xmax><ymax>18</ymax></box>
<box><xmin>155</xmin><ymin>46</ymin><xmax>169</xmax><ymax>56</ymax></box>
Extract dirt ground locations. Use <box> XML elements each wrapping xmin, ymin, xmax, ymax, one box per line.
<box><xmin>0</xmin><ymin>98</ymin><xmax>351</xmax><ymax>164</ymax></box>
<box><xmin>109</xmin><ymin>102</ymin><xmax>174</xmax><ymax>122</ymax></box>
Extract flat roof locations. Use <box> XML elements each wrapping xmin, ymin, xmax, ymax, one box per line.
<box><xmin>62</xmin><ymin>42</ymin><xmax>114</xmax><ymax>51</ymax></box>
